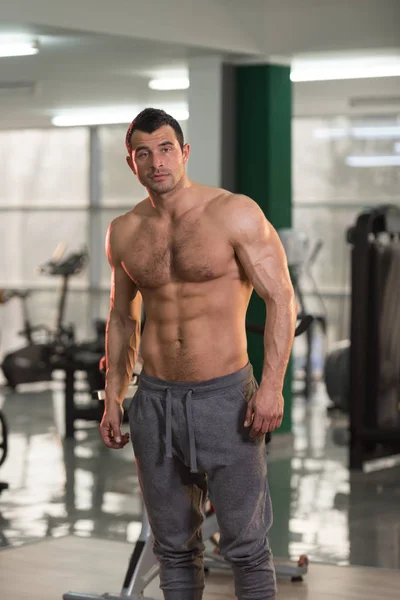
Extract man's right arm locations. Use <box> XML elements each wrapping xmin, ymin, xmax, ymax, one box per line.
<box><xmin>100</xmin><ymin>219</ymin><xmax>141</xmax><ymax>449</ymax></box>
<box><xmin>105</xmin><ymin>219</ymin><xmax>141</xmax><ymax>407</ymax></box>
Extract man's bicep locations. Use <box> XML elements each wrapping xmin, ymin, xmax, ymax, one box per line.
<box><xmin>105</xmin><ymin>218</ymin><xmax>139</xmax><ymax>317</ymax></box>
<box><xmin>110</xmin><ymin>263</ymin><xmax>138</xmax><ymax>317</ymax></box>
<box><xmin>230</xmin><ymin>198</ymin><xmax>293</xmax><ymax>301</ymax></box>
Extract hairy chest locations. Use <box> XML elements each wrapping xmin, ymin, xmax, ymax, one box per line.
<box><xmin>125</xmin><ymin>218</ymin><xmax>233</xmax><ymax>288</ymax></box>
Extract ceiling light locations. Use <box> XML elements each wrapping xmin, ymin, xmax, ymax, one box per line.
<box><xmin>291</xmin><ymin>56</ymin><xmax>400</xmax><ymax>82</ymax></box>
<box><xmin>52</xmin><ymin>111</ymin><xmax>136</xmax><ymax>127</ymax></box>
<box><xmin>345</xmin><ymin>155</ymin><xmax>400</xmax><ymax>167</ymax></box>
<box><xmin>0</xmin><ymin>41</ymin><xmax>38</xmax><ymax>58</ymax></box>
<box><xmin>52</xmin><ymin>107</ymin><xmax>189</xmax><ymax>127</ymax></box>
<box><xmin>149</xmin><ymin>77</ymin><xmax>190</xmax><ymax>91</ymax></box>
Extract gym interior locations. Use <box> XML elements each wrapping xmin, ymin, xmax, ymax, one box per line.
<box><xmin>1</xmin><ymin>2</ymin><xmax>400</xmax><ymax>599</ymax></box>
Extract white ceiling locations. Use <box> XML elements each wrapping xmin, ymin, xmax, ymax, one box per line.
<box><xmin>0</xmin><ymin>22</ymin><xmax>217</xmax><ymax>129</ymax></box>
<box><xmin>0</xmin><ymin>0</ymin><xmax>400</xmax><ymax>130</ymax></box>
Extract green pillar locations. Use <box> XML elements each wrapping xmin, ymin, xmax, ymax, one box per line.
<box><xmin>235</xmin><ymin>63</ymin><xmax>292</xmax><ymax>433</ymax></box>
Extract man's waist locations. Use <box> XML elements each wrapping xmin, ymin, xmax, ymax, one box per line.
<box><xmin>139</xmin><ymin>360</ymin><xmax>252</xmax><ymax>394</ymax></box>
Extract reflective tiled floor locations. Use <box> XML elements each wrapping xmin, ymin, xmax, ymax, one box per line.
<box><xmin>1</xmin><ymin>382</ymin><xmax>400</xmax><ymax>571</ymax></box>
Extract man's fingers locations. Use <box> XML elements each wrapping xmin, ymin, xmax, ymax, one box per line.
<box><xmin>261</xmin><ymin>419</ymin><xmax>272</xmax><ymax>434</ymax></box>
<box><xmin>250</xmin><ymin>413</ymin><xmax>263</xmax><ymax>438</ymax></box>
<box><xmin>101</xmin><ymin>433</ymin><xmax>130</xmax><ymax>449</ymax></box>
<box><xmin>244</xmin><ymin>400</ymin><xmax>254</xmax><ymax>428</ymax></box>
<box><xmin>108</xmin><ymin>421</ymin><xmax>122</xmax><ymax>443</ymax></box>
<box><xmin>100</xmin><ymin>421</ymin><xmax>130</xmax><ymax>449</ymax></box>
<box><xmin>265</xmin><ymin>415</ymin><xmax>283</xmax><ymax>433</ymax></box>
<box><xmin>268</xmin><ymin>419</ymin><xmax>279</xmax><ymax>433</ymax></box>
<box><xmin>254</xmin><ymin>415</ymin><xmax>283</xmax><ymax>436</ymax></box>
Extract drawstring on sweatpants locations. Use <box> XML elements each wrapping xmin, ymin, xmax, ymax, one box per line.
<box><xmin>163</xmin><ymin>387</ymin><xmax>198</xmax><ymax>474</ymax></box>
<box><xmin>164</xmin><ymin>388</ymin><xmax>173</xmax><ymax>459</ymax></box>
<box><xmin>185</xmin><ymin>389</ymin><xmax>198</xmax><ymax>473</ymax></box>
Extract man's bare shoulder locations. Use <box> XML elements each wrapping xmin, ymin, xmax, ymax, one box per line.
<box><xmin>109</xmin><ymin>199</ymin><xmax>150</xmax><ymax>233</ymax></box>
<box><xmin>132</xmin><ymin>198</ymin><xmax>153</xmax><ymax>217</ymax></box>
<box><xmin>210</xmin><ymin>192</ymin><xmax>267</xmax><ymax>224</ymax></box>
<box><xmin>106</xmin><ymin>200</ymin><xmax>150</xmax><ymax>260</ymax></box>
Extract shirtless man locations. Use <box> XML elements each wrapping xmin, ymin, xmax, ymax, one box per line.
<box><xmin>100</xmin><ymin>108</ymin><xmax>297</xmax><ymax>600</ymax></box>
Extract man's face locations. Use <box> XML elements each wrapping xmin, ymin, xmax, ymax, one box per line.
<box><xmin>127</xmin><ymin>125</ymin><xmax>189</xmax><ymax>195</ymax></box>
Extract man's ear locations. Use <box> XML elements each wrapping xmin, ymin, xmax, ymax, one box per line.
<box><xmin>182</xmin><ymin>143</ymin><xmax>190</xmax><ymax>165</ymax></box>
<box><xmin>126</xmin><ymin>155</ymin><xmax>136</xmax><ymax>174</ymax></box>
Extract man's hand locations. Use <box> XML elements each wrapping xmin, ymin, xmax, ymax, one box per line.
<box><xmin>244</xmin><ymin>387</ymin><xmax>284</xmax><ymax>437</ymax></box>
<box><xmin>100</xmin><ymin>400</ymin><xmax>130</xmax><ymax>449</ymax></box>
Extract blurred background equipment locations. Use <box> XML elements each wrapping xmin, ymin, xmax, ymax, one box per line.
<box><xmin>324</xmin><ymin>205</ymin><xmax>400</xmax><ymax>469</ymax></box>
<box><xmin>279</xmin><ymin>229</ymin><xmax>327</xmax><ymax>398</ymax></box>
<box><xmin>0</xmin><ymin>407</ymin><xmax>8</xmax><ymax>496</ymax></box>
<box><xmin>1</xmin><ymin>245</ymin><xmax>89</xmax><ymax>389</ymax></box>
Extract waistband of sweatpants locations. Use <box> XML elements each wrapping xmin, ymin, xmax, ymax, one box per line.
<box><xmin>138</xmin><ymin>362</ymin><xmax>254</xmax><ymax>395</ymax></box>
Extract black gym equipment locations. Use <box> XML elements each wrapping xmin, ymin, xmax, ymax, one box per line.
<box><xmin>0</xmin><ymin>289</ymin><xmax>42</xmax><ymax>346</ymax></box>
<box><xmin>324</xmin><ymin>205</ymin><xmax>400</xmax><ymax>469</ymax></box>
<box><xmin>324</xmin><ymin>340</ymin><xmax>350</xmax><ymax>413</ymax></box>
<box><xmin>63</xmin><ymin>314</ymin><xmax>312</xmax><ymax>600</ymax></box>
<box><xmin>0</xmin><ymin>409</ymin><xmax>9</xmax><ymax>496</ymax></box>
<box><xmin>1</xmin><ymin>246</ymin><xmax>89</xmax><ymax>389</ymax></box>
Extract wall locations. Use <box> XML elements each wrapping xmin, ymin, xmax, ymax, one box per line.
<box><xmin>0</xmin><ymin>128</ymin><xmax>91</xmax><ymax>355</ymax></box>
<box><xmin>261</xmin><ymin>0</ymin><xmax>400</xmax><ymax>55</ymax></box>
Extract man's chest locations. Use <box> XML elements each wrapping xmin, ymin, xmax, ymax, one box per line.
<box><xmin>124</xmin><ymin>218</ymin><xmax>233</xmax><ymax>288</ymax></box>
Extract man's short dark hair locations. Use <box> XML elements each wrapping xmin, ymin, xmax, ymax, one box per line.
<box><xmin>126</xmin><ymin>108</ymin><xmax>184</xmax><ymax>154</ymax></box>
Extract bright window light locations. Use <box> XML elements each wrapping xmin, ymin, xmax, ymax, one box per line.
<box><xmin>0</xmin><ymin>41</ymin><xmax>38</xmax><ymax>58</ymax></box>
<box><xmin>345</xmin><ymin>155</ymin><xmax>400</xmax><ymax>167</ymax></box>
<box><xmin>291</xmin><ymin>56</ymin><xmax>400</xmax><ymax>82</ymax></box>
<box><xmin>352</xmin><ymin>126</ymin><xmax>400</xmax><ymax>139</ymax></box>
<box><xmin>313</xmin><ymin>126</ymin><xmax>400</xmax><ymax>140</ymax></box>
<box><xmin>52</xmin><ymin>107</ymin><xmax>189</xmax><ymax>127</ymax></box>
<box><xmin>169</xmin><ymin>108</ymin><xmax>189</xmax><ymax>121</ymax></box>
<box><xmin>313</xmin><ymin>128</ymin><xmax>348</xmax><ymax>139</ymax></box>
<box><xmin>149</xmin><ymin>78</ymin><xmax>190</xmax><ymax>91</ymax></box>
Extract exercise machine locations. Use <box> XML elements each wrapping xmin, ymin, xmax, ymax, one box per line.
<box><xmin>324</xmin><ymin>205</ymin><xmax>400</xmax><ymax>469</ymax></box>
<box><xmin>0</xmin><ymin>408</ymin><xmax>8</xmax><ymax>496</ymax></box>
<box><xmin>63</xmin><ymin>315</ymin><xmax>312</xmax><ymax>600</ymax></box>
<box><xmin>1</xmin><ymin>245</ymin><xmax>88</xmax><ymax>389</ymax></box>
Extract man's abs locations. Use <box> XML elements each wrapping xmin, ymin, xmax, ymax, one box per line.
<box><xmin>139</xmin><ymin>279</ymin><xmax>252</xmax><ymax>381</ymax></box>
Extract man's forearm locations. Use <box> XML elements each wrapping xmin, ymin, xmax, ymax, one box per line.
<box><xmin>105</xmin><ymin>312</ymin><xmax>140</xmax><ymax>406</ymax></box>
<box><xmin>260</xmin><ymin>292</ymin><xmax>297</xmax><ymax>391</ymax></box>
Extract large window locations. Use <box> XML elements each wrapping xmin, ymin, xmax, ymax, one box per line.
<box><xmin>292</xmin><ymin>114</ymin><xmax>400</xmax><ymax>344</ymax></box>
<box><xmin>0</xmin><ymin>128</ymin><xmax>90</xmax><ymax>352</ymax></box>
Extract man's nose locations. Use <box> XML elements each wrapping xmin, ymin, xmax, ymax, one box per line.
<box><xmin>151</xmin><ymin>152</ymin><xmax>164</xmax><ymax>169</ymax></box>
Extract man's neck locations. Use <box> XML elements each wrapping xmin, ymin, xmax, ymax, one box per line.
<box><xmin>147</xmin><ymin>177</ymin><xmax>198</xmax><ymax>219</ymax></box>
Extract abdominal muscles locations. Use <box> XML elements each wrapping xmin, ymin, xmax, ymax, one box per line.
<box><xmin>140</xmin><ymin>277</ymin><xmax>252</xmax><ymax>381</ymax></box>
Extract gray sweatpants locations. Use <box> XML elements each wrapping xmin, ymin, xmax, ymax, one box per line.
<box><xmin>128</xmin><ymin>362</ymin><xmax>276</xmax><ymax>600</ymax></box>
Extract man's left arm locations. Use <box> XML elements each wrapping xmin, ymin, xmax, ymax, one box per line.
<box><xmin>229</xmin><ymin>195</ymin><xmax>297</xmax><ymax>436</ymax></box>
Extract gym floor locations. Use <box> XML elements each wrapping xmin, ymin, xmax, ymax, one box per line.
<box><xmin>1</xmin><ymin>380</ymin><xmax>400</xmax><ymax>580</ymax></box>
